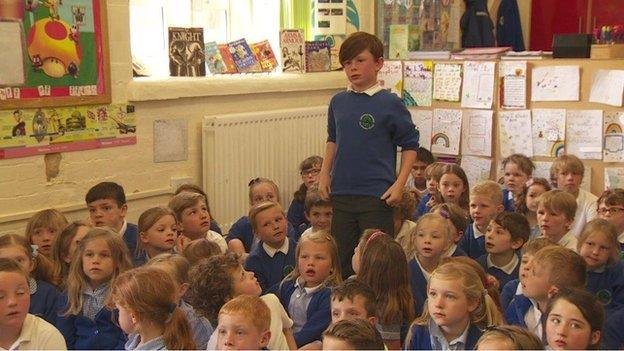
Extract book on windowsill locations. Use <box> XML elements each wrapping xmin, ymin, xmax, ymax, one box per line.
<box><xmin>501</xmin><ymin>50</ymin><xmax>553</xmax><ymax>60</ymax></box>
<box><xmin>251</xmin><ymin>40</ymin><xmax>278</xmax><ymax>72</ymax></box>
<box><xmin>407</xmin><ymin>51</ymin><xmax>451</xmax><ymax>60</ymax></box>
<box><xmin>228</xmin><ymin>38</ymin><xmax>262</xmax><ymax>73</ymax></box>
<box><xmin>168</xmin><ymin>27</ymin><xmax>206</xmax><ymax>77</ymax></box>
<box><xmin>451</xmin><ymin>46</ymin><xmax>512</xmax><ymax>60</ymax></box>
<box><xmin>280</xmin><ymin>29</ymin><xmax>306</xmax><ymax>73</ymax></box>
<box><xmin>305</xmin><ymin>41</ymin><xmax>331</xmax><ymax>72</ymax></box>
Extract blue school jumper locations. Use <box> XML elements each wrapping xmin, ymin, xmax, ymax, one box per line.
<box><xmin>459</xmin><ymin>223</ymin><xmax>486</xmax><ymax>259</ymax></box>
<box><xmin>245</xmin><ymin>238</ymin><xmax>297</xmax><ymax>294</ymax></box>
<box><xmin>502</xmin><ymin>188</ymin><xmax>515</xmax><ymax>212</ymax></box>
<box><xmin>29</xmin><ymin>278</ymin><xmax>59</xmax><ymax>325</ymax></box>
<box><xmin>586</xmin><ymin>261</ymin><xmax>624</xmax><ymax>315</ymax></box>
<box><xmin>505</xmin><ymin>294</ymin><xmax>533</xmax><ymax>328</ymax></box>
<box><xmin>287</xmin><ymin>198</ymin><xmax>309</xmax><ymax>236</ymax></box>
<box><xmin>123</xmin><ymin>223</ymin><xmax>139</xmax><ymax>259</ymax></box>
<box><xmin>450</xmin><ymin>245</ymin><xmax>467</xmax><ymax>257</ymax></box>
<box><xmin>180</xmin><ymin>300</ymin><xmax>213</xmax><ymax>349</ymax></box>
<box><xmin>603</xmin><ymin>307</ymin><xmax>624</xmax><ymax>349</ymax></box>
<box><xmin>227</xmin><ymin>216</ymin><xmax>298</xmax><ymax>252</ymax></box>
<box><xmin>277</xmin><ymin>279</ymin><xmax>331</xmax><ymax>347</ymax></box>
<box><xmin>406</xmin><ymin>323</ymin><xmax>482</xmax><ymax>350</ymax></box>
<box><xmin>408</xmin><ymin>257</ymin><xmax>429</xmax><ymax>317</ymax></box>
<box><xmin>476</xmin><ymin>254</ymin><xmax>520</xmax><ymax>292</ymax></box>
<box><xmin>413</xmin><ymin>193</ymin><xmax>432</xmax><ymax>220</ymax></box>
<box><xmin>501</xmin><ymin>279</ymin><xmax>520</xmax><ymax>312</ymax></box>
<box><xmin>55</xmin><ymin>293</ymin><xmax>127</xmax><ymax>350</ymax></box>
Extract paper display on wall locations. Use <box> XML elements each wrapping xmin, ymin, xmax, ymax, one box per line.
<box><xmin>533</xmin><ymin>161</ymin><xmax>553</xmax><ymax>181</ymax></box>
<box><xmin>0</xmin><ymin>21</ymin><xmax>26</xmax><ymax>86</ymax></box>
<box><xmin>433</xmin><ymin>63</ymin><xmax>462</xmax><ymax>102</ymax></box>
<box><xmin>498</xmin><ymin>110</ymin><xmax>533</xmax><ymax>157</ymax></box>
<box><xmin>589</xmin><ymin>69</ymin><xmax>624</xmax><ymax>107</ymax></box>
<box><xmin>531</xmin><ymin>109</ymin><xmax>566</xmax><ymax>157</ymax></box>
<box><xmin>154</xmin><ymin>119</ymin><xmax>188</xmax><ymax>162</ymax></box>
<box><xmin>461</xmin><ymin>156</ymin><xmax>492</xmax><ymax>187</ymax></box>
<box><xmin>604</xmin><ymin>111</ymin><xmax>624</xmax><ymax>162</ymax></box>
<box><xmin>461</xmin><ymin>61</ymin><xmax>495</xmax><ymax>109</ymax></box>
<box><xmin>410</xmin><ymin>109</ymin><xmax>433</xmax><ymax>149</ymax></box>
<box><xmin>403</xmin><ymin>61</ymin><xmax>433</xmax><ymax>107</ymax></box>
<box><xmin>315</xmin><ymin>0</ymin><xmax>346</xmax><ymax>35</ymax></box>
<box><xmin>431</xmin><ymin>109</ymin><xmax>462</xmax><ymax>155</ymax></box>
<box><xmin>605</xmin><ymin>168</ymin><xmax>624</xmax><ymax>190</ymax></box>
<box><xmin>531</xmin><ymin>66</ymin><xmax>580</xmax><ymax>101</ymax></box>
<box><xmin>378</xmin><ymin>61</ymin><xmax>403</xmax><ymax>97</ymax></box>
<box><xmin>461</xmin><ymin>109</ymin><xmax>493</xmax><ymax>157</ymax></box>
<box><xmin>499</xmin><ymin>61</ymin><xmax>526</xmax><ymax>109</ymax></box>
<box><xmin>566</xmin><ymin>110</ymin><xmax>603</xmax><ymax>159</ymax></box>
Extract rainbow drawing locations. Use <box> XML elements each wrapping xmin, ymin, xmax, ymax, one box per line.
<box><xmin>432</xmin><ymin>133</ymin><xmax>450</xmax><ymax>148</ymax></box>
<box><xmin>605</xmin><ymin>123</ymin><xmax>622</xmax><ymax>134</ymax></box>
<box><xmin>550</xmin><ymin>140</ymin><xmax>565</xmax><ymax>157</ymax></box>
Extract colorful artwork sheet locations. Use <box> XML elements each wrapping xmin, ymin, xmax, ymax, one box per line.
<box><xmin>566</xmin><ymin>110</ymin><xmax>603</xmax><ymax>160</ymax></box>
<box><xmin>531</xmin><ymin>66</ymin><xmax>580</xmax><ymax>101</ymax></box>
<box><xmin>531</xmin><ymin>108</ymin><xmax>566</xmax><ymax>157</ymax></box>
<box><xmin>499</xmin><ymin>61</ymin><xmax>526</xmax><ymax>109</ymax></box>
<box><xmin>403</xmin><ymin>61</ymin><xmax>433</xmax><ymax>107</ymax></box>
<box><xmin>409</xmin><ymin>109</ymin><xmax>433</xmax><ymax>149</ymax></box>
<box><xmin>498</xmin><ymin>110</ymin><xmax>533</xmax><ymax>157</ymax></box>
<box><xmin>378</xmin><ymin>60</ymin><xmax>403</xmax><ymax>97</ymax></box>
<box><xmin>604</xmin><ymin>111</ymin><xmax>624</xmax><ymax>162</ymax></box>
<box><xmin>461</xmin><ymin>109</ymin><xmax>493</xmax><ymax>157</ymax></box>
<box><xmin>431</xmin><ymin>109</ymin><xmax>462</xmax><ymax>155</ymax></box>
<box><xmin>433</xmin><ymin>63</ymin><xmax>462</xmax><ymax>102</ymax></box>
<box><xmin>589</xmin><ymin>69</ymin><xmax>624</xmax><ymax>107</ymax></box>
<box><xmin>461</xmin><ymin>155</ymin><xmax>492</xmax><ymax>187</ymax></box>
<box><xmin>461</xmin><ymin>61</ymin><xmax>495</xmax><ymax>109</ymax></box>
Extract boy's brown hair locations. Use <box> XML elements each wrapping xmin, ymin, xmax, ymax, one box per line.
<box><xmin>25</xmin><ymin>209</ymin><xmax>68</xmax><ymax>242</ymax></box>
<box><xmin>476</xmin><ymin>325</ymin><xmax>543</xmax><ymax>350</ymax></box>
<box><xmin>148</xmin><ymin>253</ymin><xmax>191</xmax><ymax>285</ymax></box>
<box><xmin>304</xmin><ymin>184</ymin><xmax>332</xmax><ymax>213</ymax></box>
<box><xmin>85</xmin><ymin>182</ymin><xmax>126</xmax><ymax>207</ymax></box>
<box><xmin>532</xmin><ymin>246</ymin><xmax>587</xmax><ymax>288</ymax></box>
<box><xmin>470</xmin><ymin>180</ymin><xmax>503</xmax><ymax>206</ymax></box>
<box><xmin>331</xmin><ymin>279</ymin><xmax>377</xmax><ymax>318</ymax></box>
<box><xmin>538</xmin><ymin>189</ymin><xmax>577</xmax><ymax>220</ymax></box>
<box><xmin>188</xmin><ymin>253</ymin><xmax>240</xmax><ymax>322</ymax></box>
<box><xmin>491</xmin><ymin>212</ymin><xmax>530</xmax><ymax>246</ymax></box>
<box><xmin>393</xmin><ymin>188</ymin><xmax>416</xmax><ymax>221</ymax></box>
<box><xmin>597</xmin><ymin>188</ymin><xmax>624</xmax><ymax>208</ymax></box>
<box><xmin>168</xmin><ymin>192</ymin><xmax>205</xmax><ymax>222</ymax></box>
<box><xmin>248</xmin><ymin>201</ymin><xmax>283</xmax><ymax>231</ymax></box>
<box><xmin>522</xmin><ymin>237</ymin><xmax>556</xmax><ymax>256</ymax></box>
<box><xmin>339</xmin><ymin>32</ymin><xmax>383</xmax><ymax>66</ymax></box>
<box><xmin>501</xmin><ymin>154</ymin><xmax>535</xmax><ymax>177</ymax></box>
<box><xmin>551</xmin><ymin>154</ymin><xmax>585</xmax><ymax>176</ymax></box>
<box><xmin>219</xmin><ymin>295</ymin><xmax>271</xmax><ymax>333</ymax></box>
<box><xmin>424</xmin><ymin>162</ymin><xmax>445</xmax><ymax>180</ymax></box>
<box><xmin>182</xmin><ymin>239</ymin><xmax>222</xmax><ymax>266</ymax></box>
<box><xmin>323</xmin><ymin>319</ymin><xmax>385</xmax><ymax>350</ymax></box>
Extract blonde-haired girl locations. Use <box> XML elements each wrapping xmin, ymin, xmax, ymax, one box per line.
<box><xmin>25</xmin><ymin>208</ymin><xmax>68</xmax><ymax>257</ymax></box>
<box><xmin>406</xmin><ymin>260</ymin><xmax>503</xmax><ymax>350</ymax></box>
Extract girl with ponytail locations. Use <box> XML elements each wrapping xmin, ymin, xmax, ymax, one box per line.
<box><xmin>109</xmin><ymin>266</ymin><xmax>196</xmax><ymax>350</ymax></box>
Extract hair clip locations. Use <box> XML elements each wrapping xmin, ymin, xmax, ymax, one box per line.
<box><xmin>366</xmin><ymin>230</ymin><xmax>385</xmax><ymax>247</ymax></box>
<box><xmin>30</xmin><ymin>245</ymin><xmax>39</xmax><ymax>258</ymax></box>
<box><xmin>248</xmin><ymin>178</ymin><xmax>261</xmax><ymax>187</ymax></box>
<box><xmin>438</xmin><ymin>209</ymin><xmax>450</xmax><ymax>219</ymax></box>
<box><xmin>168</xmin><ymin>302</ymin><xmax>176</xmax><ymax>314</ymax></box>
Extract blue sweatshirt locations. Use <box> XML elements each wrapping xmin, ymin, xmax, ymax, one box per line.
<box><xmin>408</xmin><ymin>257</ymin><xmax>429</xmax><ymax>317</ymax></box>
<box><xmin>29</xmin><ymin>279</ymin><xmax>59</xmax><ymax>325</ymax></box>
<box><xmin>245</xmin><ymin>239</ymin><xmax>297</xmax><ymax>294</ymax></box>
<box><xmin>327</xmin><ymin>89</ymin><xmax>419</xmax><ymax>197</ymax></box>
<box><xmin>413</xmin><ymin>193</ymin><xmax>432</xmax><ymax>220</ymax></box>
<box><xmin>227</xmin><ymin>216</ymin><xmax>298</xmax><ymax>252</ymax></box>
<box><xmin>603</xmin><ymin>307</ymin><xmax>624</xmax><ymax>349</ymax></box>
<box><xmin>459</xmin><ymin>223</ymin><xmax>487</xmax><ymax>259</ymax></box>
<box><xmin>476</xmin><ymin>254</ymin><xmax>520</xmax><ymax>292</ymax></box>
<box><xmin>501</xmin><ymin>279</ymin><xmax>520</xmax><ymax>311</ymax></box>
<box><xmin>406</xmin><ymin>323</ymin><xmax>482</xmax><ymax>350</ymax></box>
<box><xmin>287</xmin><ymin>198</ymin><xmax>309</xmax><ymax>236</ymax></box>
<box><xmin>586</xmin><ymin>261</ymin><xmax>624</xmax><ymax>315</ymax></box>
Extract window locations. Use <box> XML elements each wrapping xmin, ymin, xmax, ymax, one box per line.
<box><xmin>129</xmin><ymin>0</ymin><xmax>281</xmax><ymax>77</ymax></box>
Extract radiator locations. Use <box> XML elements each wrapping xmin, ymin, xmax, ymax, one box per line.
<box><xmin>202</xmin><ymin>106</ymin><xmax>328</xmax><ymax>234</ymax></box>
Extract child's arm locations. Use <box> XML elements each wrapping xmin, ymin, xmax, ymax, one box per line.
<box><xmin>293</xmin><ymin>290</ymin><xmax>332</xmax><ymax>347</ymax></box>
<box><xmin>284</xmin><ymin>327</ymin><xmax>298</xmax><ymax>350</ymax></box>
<box><xmin>319</xmin><ymin>142</ymin><xmax>336</xmax><ymax>201</ymax></box>
<box><xmin>381</xmin><ymin>149</ymin><xmax>417</xmax><ymax>206</ymax></box>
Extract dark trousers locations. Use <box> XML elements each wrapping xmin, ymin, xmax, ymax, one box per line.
<box><xmin>331</xmin><ymin>195</ymin><xmax>394</xmax><ymax>278</ymax></box>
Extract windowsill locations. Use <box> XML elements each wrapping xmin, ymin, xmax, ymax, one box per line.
<box><xmin>127</xmin><ymin>71</ymin><xmax>348</xmax><ymax>102</ymax></box>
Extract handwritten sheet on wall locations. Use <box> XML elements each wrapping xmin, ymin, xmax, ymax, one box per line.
<box><xmin>403</xmin><ymin>61</ymin><xmax>433</xmax><ymax>107</ymax></box>
<box><xmin>499</xmin><ymin>61</ymin><xmax>527</xmax><ymax>109</ymax></box>
<box><xmin>461</xmin><ymin>61</ymin><xmax>495</xmax><ymax>109</ymax></box>
<box><xmin>461</xmin><ymin>156</ymin><xmax>492</xmax><ymax>187</ymax></box>
<box><xmin>531</xmin><ymin>109</ymin><xmax>566</xmax><ymax>157</ymax></box>
<box><xmin>589</xmin><ymin>69</ymin><xmax>624</xmax><ymax>107</ymax></box>
<box><xmin>378</xmin><ymin>61</ymin><xmax>403</xmax><ymax>97</ymax></box>
<box><xmin>566</xmin><ymin>110</ymin><xmax>603</xmax><ymax>159</ymax></box>
<box><xmin>533</xmin><ymin>161</ymin><xmax>553</xmax><ymax>181</ymax></box>
<box><xmin>531</xmin><ymin>66</ymin><xmax>580</xmax><ymax>101</ymax></box>
<box><xmin>461</xmin><ymin>109</ymin><xmax>493</xmax><ymax>157</ymax></box>
<box><xmin>498</xmin><ymin>110</ymin><xmax>533</xmax><ymax>157</ymax></box>
<box><xmin>433</xmin><ymin>63</ymin><xmax>462</xmax><ymax>102</ymax></box>
<box><xmin>431</xmin><ymin>109</ymin><xmax>462</xmax><ymax>155</ymax></box>
<box><xmin>410</xmin><ymin>109</ymin><xmax>433</xmax><ymax>149</ymax></box>
<box><xmin>604</xmin><ymin>111</ymin><xmax>624</xmax><ymax>162</ymax></box>
<box><xmin>605</xmin><ymin>168</ymin><xmax>624</xmax><ymax>190</ymax></box>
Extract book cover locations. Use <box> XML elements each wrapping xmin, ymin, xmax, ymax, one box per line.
<box><xmin>204</xmin><ymin>41</ymin><xmax>226</xmax><ymax>74</ymax></box>
<box><xmin>251</xmin><ymin>40</ymin><xmax>278</xmax><ymax>72</ymax></box>
<box><xmin>305</xmin><ymin>41</ymin><xmax>331</xmax><ymax>72</ymax></box>
<box><xmin>314</xmin><ymin>34</ymin><xmax>345</xmax><ymax>71</ymax></box>
<box><xmin>389</xmin><ymin>24</ymin><xmax>420</xmax><ymax>60</ymax></box>
<box><xmin>378</xmin><ymin>60</ymin><xmax>403</xmax><ymax>98</ymax></box>
<box><xmin>228</xmin><ymin>38</ymin><xmax>262</xmax><ymax>73</ymax></box>
<box><xmin>217</xmin><ymin>44</ymin><xmax>238</xmax><ymax>73</ymax></box>
<box><xmin>280</xmin><ymin>29</ymin><xmax>306</xmax><ymax>72</ymax></box>
<box><xmin>168</xmin><ymin>27</ymin><xmax>206</xmax><ymax>77</ymax></box>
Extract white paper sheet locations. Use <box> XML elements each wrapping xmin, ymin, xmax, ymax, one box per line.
<box><xmin>433</xmin><ymin>63</ymin><xmax>462</xmax><ymax>102</ymax></box>
<box><xmin>589</xmin><ymin>69</ymin><xmax>624</xmax><ymax>107</ymax></box>
<box><xmin>605</xmin><ymin>168</ymin><xmax>624</xmax><ymax>190</ymax></box>
<box><xmin>461</xmin><ymin>109</ymin><xmax>493</xmax><ymax>157</ymax></box>
<box><xmin>403</xmin><ymin>61</ymin><xmax>433</xmax><ymax>107</ymax></box>
<box><xmin>409</xmin><ymin>109</ymin><xmax>433</xmax><ymax>149</ymax></box>
<box><xmin>533</xmin><ymin>161</ymin><xmax>553</xmax><ymax>181</ymax></box>
<box><xmin>531</xmin><ymin>66</ymin><xmax>580</xmax><ymax>101</ymax></box>
<box><xmin>603</xmin><ymin>111</ymin><xmax>624</xmax><ymax>162</ymax></box>
<box><xmin>498</xmin><ymin>110</ymin><xmax>533</xmax><ymax>157</ymax></box>
<box><xmin>461</xmin><ymin>155</ymin><xmax>492</xmax><ymax>187</ymax></box>
<box><xmin>0</xmin><ymin>21</ymin><xmax>25</xmax><ymax>86</ymax></box>
<box><xmin>154</xmin><ymin>119</ymin><xmax>188</xmax><ymax>162</ymax></box>
<box><xmin>531</xmin><ymin>108</ymin><xmax>566</xmax><ymax>157</ymax></box>
<box><xmin>499</xmin><ymin>61</ymin><xmax>527</xmax><ymax>109</ymax></box>
<box><xmin>461</xmin><ymin>61</ymin><xmax>495</xmax><ymax>109</ymax></box>
<box><xmin>566</xmin><ymin>110</ymin><xmax>603</xmax><ymax>160</ymax></box>
<box><xmin>378</xmin><ymin>61</ymin><xmax>403</xmax><ymax>97</ymax></box>
<box><xmin>431</xmin><ymin>109</ymin><xmax>462</xmax><ymax>155</ymax></box>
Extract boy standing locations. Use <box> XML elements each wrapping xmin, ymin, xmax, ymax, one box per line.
<box><xmin>319</xmin><ymin>32</ymin><xmax>419</xmax><ymax>277</ymax></box>
<box><xmin>460</xmin><ymin>180</ymin><xmax>504</xmax><ymax>259</ymax></box>
<box><xmin>85</xmin><ymin>182</ymin><xmax>138</xmax><ymax>256</ymax></box>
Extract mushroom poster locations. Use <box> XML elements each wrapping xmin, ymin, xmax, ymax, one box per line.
<box><xmin>0</xmin><ymin>0</ymin><xmax>110</xmax><ymax>109</ymax></box>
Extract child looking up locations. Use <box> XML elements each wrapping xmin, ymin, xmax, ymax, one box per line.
<box><xmin>0</xmin><ymin>234</ymin><xmax>58</xmax><ymax>324</ymax></box>
<box><xmin>0</xmin><ymin>258</ymin><xmax>66</xmax><ymax>350</ymax></box>
<box><xmin>289</xmin><ymin>155</ymin><xmax>323</xmax><ymax>235</ymax></box>
<box><xmin>551</xmin><ymin>154</ymin><xmax>597</xmax><ymax>237</ymax></box>
<box><xmin>322</xmin><ymin>319</ymin><xmax>385</xmax><ymax>350</ymax></box>
<box><xmin>56</xmin><ymin>228</ymin><xmax>133</xmax><ymax>350</ymax></box>
<box><xmin>406</xmin><ymin>261</ymin><xmax>503</xmax><ymax>350</ymax></box>
<box><xmin>25</xmin><ymin>209</ymin><xmax>68</xmax><ymax>258</ymax></box>
<box><xmin>278</xmin><ymin>231</ymin><xmax>342</xmax><ymax>347</ymax></box>
<box><xmin>478</xmin><ymin>212</ymin><xmax>529</xmax><ymax>291</ymax></box>
<box><xmin>110</xmin><ymin>266</ymin><xmax>196</xmax><ymax>350</ymax></box>
<box><xmin>318</xmin><ymin>31</ymin><xmax>419</xmax><ymax>278</ymax></box>
<box><xmin>135</xmin><ymin>207</ymin><xmax>177</xmax><ymax>266</ymax></box>
<box><xmin>501</xmin><ymin>154</ymin><xmax>534</xmax><ymax>212</ymax></box>
<box><xmin>301</xmin><ymin>184</ymin><xmax>333</xmax><ymax>237</ymax></box>
<box><xmin>215</xmin><ymin>295</ymin><xmax>272</xmax><ymax>351</ymax></box>
<box><xmin>50</xmin><ymin>221</ymin><xmax>90</xmax><ymax>285</ymax></box>
<box><xmin>596</xmin><ymin>188</ymin><xmax>624</xmax><ymax>252</ymax></box>
<box><xmin>460</xmin><ymin>180</ymin><xmax>504</xmax><ymax>259</ymax></box>
<box><xmin>537</xmin><ymin>189</ymin><xmax>578</xmax><ymax>250</ymax></box>
<box><xmin>414</xmin><ymin>162</ymin><xmax>445</xmax><ymax>219</ymax></box>
<box><xmin>174</xmin><ymin>183</ymin><xmax>222</xmax><ymax>234</ymax></box>
<box><xmin>518</xmin><ymin>177</ymin><xmax>551</xmax><ymax>239</ymax></box>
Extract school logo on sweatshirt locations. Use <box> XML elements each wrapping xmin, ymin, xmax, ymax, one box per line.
<box><xmin>597</xmin><ymin>289</ymin><xmax>612</xmax><ymax>306</ymax></box>
<box><xmin>359</xmin><ymin>113</ymin><xmax>375</xmax><ymax>130</ymax></box>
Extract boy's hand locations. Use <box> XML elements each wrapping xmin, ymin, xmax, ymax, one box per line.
<box><xmin>381</xmin><ymin>182</ymin><xmax>402</xmax><ymax>206</ymax></box>
<box><xmin>319</xmin><ymin>172</ymin><xmax>331</xmax><ymax>200</ymax></box>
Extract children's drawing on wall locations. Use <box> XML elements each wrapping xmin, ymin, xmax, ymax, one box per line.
<box><xmin>531</xmin><ymin>108</ymin><xmax>566</xmax><ymax>157</ymax></box>
<box><xmin>378</xmin><ymin>60</ymin><xmax>404</xmax><ymax>97</ymax></box>
<box><xmin>531</xmin><ymin>66</ymin><xmax>580</xmax><ymax>102</ymax></box>
<box><xmin>431</xmin><ymin>108</ymin><xmax>461</xmax><ymax>155</ymax></box>
<box><xmin>589</xmin><ymin>69</ymin><xmax>624</xmax><ymax>107</ymax></box>
<box><xmin>461</xmin><ymin>109</ymin><xmax>492</xmax><ymax>157</ymax></box>
<box><xmin>403</xmin><ymin>60</ymin><xmax>432</xmax><ymax>106</ymax></box>
<box><xmin>461</xmin><ymin>61</ymin><xmax>495</xmax><ymax>109</ymax></box>
<box><xmin>565</xmin><ymin>110</ymin><xmax>603</xmax><ymax>160</ymax></box>
<box><xmin>604</xmin><ymin>111</ymin><xmax>624</xmax><ymax>162</ymax></box>
<box><xmin>499</xmin><ymin>60</ymin><xmax>527</xmax><ymax>109</ymax></box>
<box><xmin>461</xmin><ymin>155</ymin><xmax>491</xmax><ymax>187</ymax></box>
<box><xmin>498</xmin><ymin>110</ymin><xmax>533</xmax><ymax>157</ymax></box>
<box><xmin>432</xmin><ymin>62</ymin><xmax>462</xmax><ymax>102</ymax></box>
<box><xmin>409</xmin><ymin>109</ymin><xmax>433</xmax><ymax>149</ymax></box>
<box><xmin>605</xmin><ymin>168</ymin><xmax>624</xmax><ymax>190</ymax></box>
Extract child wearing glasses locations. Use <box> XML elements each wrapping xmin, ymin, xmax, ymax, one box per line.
<box><xmin>597</xmin><ymin>188</ymin><xmax>624</xmax><ymax>252</ymax></box>
<box><xmin>288</xmin><ymin>156</ymin><xmax>323</xmax><ymax>236</ymax></box>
